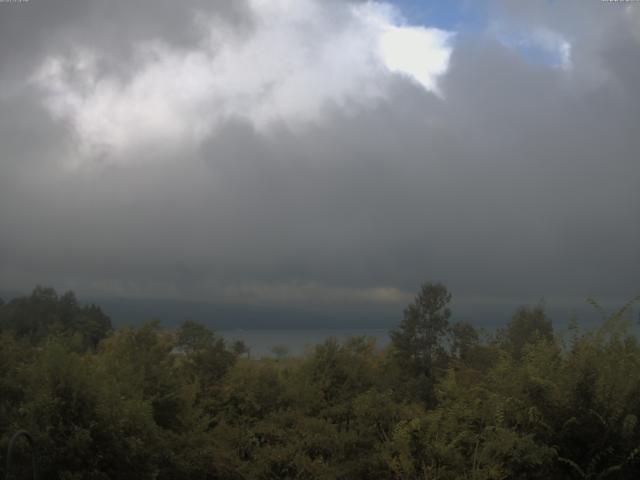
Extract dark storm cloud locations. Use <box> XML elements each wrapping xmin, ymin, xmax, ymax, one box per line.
<box><xmin>0</xmin><ymin>0</ymin><xmax>638</xmax><ymax>325</ymax></box>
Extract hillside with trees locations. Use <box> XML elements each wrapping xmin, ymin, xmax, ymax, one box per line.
<box><xmin>1</xmin><ymin>285</ymin><xmax>639</xmax><ymax>479</ymax></box>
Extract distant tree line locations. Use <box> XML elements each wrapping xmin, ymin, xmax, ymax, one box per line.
<box><xmin>1</xmin><ymin>284</ymin><xmax>639</xmax><ymax>479</ymax></box>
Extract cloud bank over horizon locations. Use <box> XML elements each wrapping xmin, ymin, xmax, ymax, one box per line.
<box><xmin>0</xmin><ymin>0</ymin><xmax>639</xmax><ymax>322</ymax></box>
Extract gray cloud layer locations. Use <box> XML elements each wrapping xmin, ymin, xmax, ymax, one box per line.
<box><xmin>0</xmin><ymin>0</ymin><xmax>638</xmax><ymax>325</ymax></box>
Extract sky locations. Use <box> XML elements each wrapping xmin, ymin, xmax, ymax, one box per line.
<box><xmin>0</xmin><ymin>0</ymin><xmax>638</xmax><ymax>328</ymax></box>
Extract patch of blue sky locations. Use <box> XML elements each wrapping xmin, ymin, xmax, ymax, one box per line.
<box><xmin>390</xmin><ymin>0</ymin><xmax>570</xmax><ymax>69</ymax></box>
<box><xmin>494</xmin><ymin>28</ymin><xmax>572</xmax><ymax>69</ymax></box>
<box><xmin>387</xmin><ymin>0</ymin><xmax>488</xmax><ymax>32</ymax></box>
<box><xmin>513</xmin><ymin>42</ymin><xmax>569</xmax><ymax>68</ymax></box>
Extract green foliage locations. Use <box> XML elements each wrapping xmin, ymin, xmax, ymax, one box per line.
<box><xmin>1</xmin><ymin>285</ymin><xmax>640</xmax><ymax>479</ymax></box>
<box><xmin>0</xmin><ymin>286</ymin><xmax>112</xmax><ymax>350</ymax></box>
<box><xmin>498</xmin><ymin>303</ymin><xmax>554</xmax><ymax>360</ymax></box>
<box><xmin>390</xmin><ymin>282</ymin><xmax>452</xmax><ymax>404</ymax></box>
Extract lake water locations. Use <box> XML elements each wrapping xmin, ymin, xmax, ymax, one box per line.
<box><xmin>219</xmin><ymin>309</ymin><xmax>640</xmax><ymax>358</ymax></box>
<box><xmin>219</xmin><ymin>328</ymin><xmax>391</xmax><ymax>358</ymax></box>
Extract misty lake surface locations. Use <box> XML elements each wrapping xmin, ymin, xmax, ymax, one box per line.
<box><xmin>219</xmin><ymin>328</ymin><xmax>391</xmax><ymax>358</ymax></box>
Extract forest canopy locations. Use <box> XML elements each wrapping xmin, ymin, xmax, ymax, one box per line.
<box><xmin>1</xmin><ymin>285</ymin><xmax>639</xmax><ymax>479</ymax></box>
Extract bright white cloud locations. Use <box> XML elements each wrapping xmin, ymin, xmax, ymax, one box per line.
<box><xmin>379</xmin><ymin>26</ymin><xmax>453</xmax><ymax>92</ymax></box>
<box><xmin>32</xmin><ymin>0</ymin><xmax>453</xmax><ymax>165</ymax></box>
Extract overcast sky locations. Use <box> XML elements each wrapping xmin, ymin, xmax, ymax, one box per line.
<box><xmin>0</xmin><ymin>0</ymin><xmax>638</xmax><ymax>326</ymax></box>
